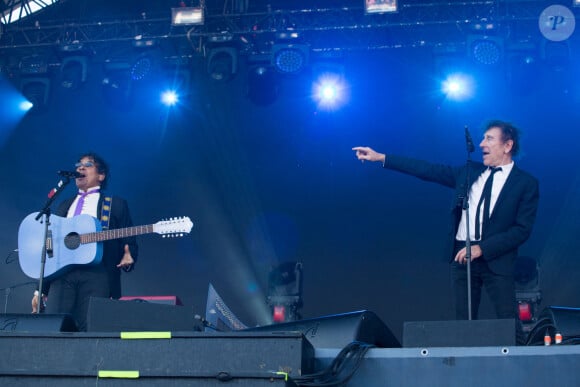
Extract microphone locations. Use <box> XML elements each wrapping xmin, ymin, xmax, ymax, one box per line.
<box><xmin>57</xmin><ymin>170</ymin><xmax>85</xmax><ymax>179</ymax></box>
<box><xmin>464</xmin><ymin>126</ymin><xmax>475</xmax><ymax>153</ymax></box>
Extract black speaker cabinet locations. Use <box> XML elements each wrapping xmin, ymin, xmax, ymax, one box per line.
<box><xmin>119</xmin><ymin>295</ymin><xmax>183</xmax><ymax>305</ymax></box>
<box><xmin>0</xmin><ymin>332</ymin><xmax>311</xmax><ymax>386</ymax></box>
<box><xmin>86</xmin><ymin>297</ymin><xmax>201</xmax><ymax>332</ymax></box>
<box><xmin>0</xmin><ymin>313</ymin><xmax>77</xmax><ymax>332</ymax></box>
<box><xmin>403</xmin><ymin>319</ymin><xmax>516</xmax><ymax>347</ymax></box>
<box><xmin>245</xmin><ymin>310</ymin><xmax>401</xmax><ymax>348</ymax></box>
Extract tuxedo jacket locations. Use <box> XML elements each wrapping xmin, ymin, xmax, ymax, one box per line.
<box><xmin>54</xmin><ymin>193</ymin><xmax>139</xmax><ymax>299</ymax></box>
<box><xmin>384</xmin><ymin>155</ymin><xmax>539</xmax><ymax>276</ymax></box>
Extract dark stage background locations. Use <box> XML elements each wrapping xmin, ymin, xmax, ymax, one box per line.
<box><xmin>1</xmin><ymin>0</ymin><xmax>580</xmax><ymax>341</ymax></box>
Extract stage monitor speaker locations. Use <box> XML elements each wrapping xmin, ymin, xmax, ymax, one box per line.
<box><xmin>86</xmin><ymin>297</ymin><xmax>201</xmax><ymax>332</ymax></box>
<box><xmin>120</xmin><ymin>295</ymin><xmax>183</xmax><ymax>305</ymax></box>
<box><xmin>403</xmin><ymin>319</ymin><xmax>516</xmax><ymax>347</ymax></box>
<box><xmin>245</xmin><ymin>310</ymin><xmax>401</xmax><ymax>349</ymax></box>
<box><xmin>0</xmin><ymin>313</ymin><xmax>77</xmax><ymax>332</ymax></box>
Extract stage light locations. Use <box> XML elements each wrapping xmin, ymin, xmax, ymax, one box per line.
<box><xmin>132</xmin><ymin>36</ymin><xmax>156</xmax><ymax>48</ymax></box>
<box><xmin>271</xmin><ymin>44</ymin><xmax>309</xmax><ymax>74</ymax></box>
<box><xmin>515</xmin><ymin>256</ymin><xmax>542</xmax><ymax>331</ymax></box>
<box><xmin>207</xmin><ymin>31</ymin><xmax>234</xmax><ymax>44</ymax></box>
<box><xmin>206</xmin><ymin>47</ymin><xmax>237</xmax><ymax>82</ymax></box>
<box><xmin>267</xmin><ymin>262</ymin><xmax>303</xmax><ymax>323</ymax></box>
<box><xmin>19</xmin><ymin>100</ymin><xmax>33</xmax><ymax>111</ymax></box>
<box><xmin>441</xmin><ymin>73</ymin><xmax>474</xmax><ymax>101</ymax></box>
<box><xmin>60</xmin><ymin>42</ymin><xmax>85</xmax><ymax>53</ymax></box>
<box><xmin>171</xmin><ymin>7</ymin><xmax>203</xmax><ymax>26</ymax></box>
<box><xmin>467</xmin><ymin>36</ymin><xmax>503</xmax><ymax>66</ymax></box>
<box><xmin>56</xmin><ymin>42</ymin><xmax>90</xmax><ymax>90</ymax></box>
<box><xmin>161</xmin><ymin>90</ymin><xmax>179</xmax><ymax>106</ymax></box>
<box><xmin>130</xmin><ymin>55</ymin><xmax>153</xmax><ymax>81</ymax></box>
<box><xmin>312</xmin><ymin>63</ymin><xmax>348</xmax><ymax>110</ymax></box>
<box><xmin>60</xmin><ymin>56</ymin><xmax>88</xmax><ymax>89</ymax></box>
<box><xmin>365</xmin><ymin>0</ymin><xmax>398</xmax><ymax>14</ymax></box>
<box><xmin>313</xmin><ymin>77</ymin><xmax>345</xmax><ymax>108</ymax></box>
<box><xmin>20</xmin><ymin>77</ymin><xmax>51</xmax><ymax>112</ymax></box>
<box><xmin>18</xmin><ymin>54</ymin><xmax>51</xmax><ymax>112</ymax></box>
<box><xmin>19</xmin><ymin>55</ymin><xmax>48</xmax><ymax>75</ymax></box>
<box><xmin>272</xmin><ymin>305</ymin><xmax>286</xmax><ymax>323</ymax></box>
<box><xmin>157</xmin><ymin>56</ymin><xmax>192</xmax><ymax>105</ymax></box>
<box><xmin>518</xmin><ymin>302</ymin><xmax>533</xmax><ymax>322</ymax></box>
<box><xmin>320</xmin><ymin>84</ymin><xmax>337</xmax><ymax>100</ymax></box>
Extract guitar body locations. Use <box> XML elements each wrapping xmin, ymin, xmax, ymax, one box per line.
<box><xmin>18</xmin><ymin>212</ymin><xmax>192</xmax><ymax>280</ymax></box>
<box><xmin>18</xmin><ymin>212</ymin><xmax>103</xmax><ymax>280</ymax></box>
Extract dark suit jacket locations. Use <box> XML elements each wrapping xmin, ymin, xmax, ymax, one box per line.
<box><xmin>54</xmin><ymin>193</ymin><xmax>139</xmax><ymax>299</ymax></box>
<box><xmin>384</xmin><ymin>155</ymin><xmax>539</xmax><ymax>276</ymax></box>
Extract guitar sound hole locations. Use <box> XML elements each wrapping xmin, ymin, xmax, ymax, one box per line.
<box><xmin>64</xmin><ymin>233</ymin><xmax>81</xmax><ymax>250</ymax></box>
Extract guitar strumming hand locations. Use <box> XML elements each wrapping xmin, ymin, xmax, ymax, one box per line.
<box><xmin>117</xmin><ymin>244</ymin><xmax>135</xmax><ymax>271</ymax></box>
<box><xmin>18</xmin><ymin>213</ymin><xmax>193</xmax><ymax>280</ymax></box>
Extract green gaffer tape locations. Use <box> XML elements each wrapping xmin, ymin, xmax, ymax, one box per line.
<box><xmin>120</xmin><ymin>331</ymin><xmax>172</xmax><ymax>339</ymax></box>
<box><xmin>98</xmin><ymin>370</ymin><xmax>140</xmax><ymax>379</ymax></box>
<box><xmin>275</xmin><ymin>371</ymin><xmax>289</xmax><ymax>381</ymax></box>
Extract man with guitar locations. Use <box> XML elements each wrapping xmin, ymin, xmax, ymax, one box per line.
<box><xmin>31</xmin><ymin>152</ymin><xmax>138</xmax><ymax>331</ymax></box>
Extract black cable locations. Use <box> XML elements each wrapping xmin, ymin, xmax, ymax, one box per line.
<box><xmin>524</xmin><ymin>317</ymin><xmax>555</xmax><ymax>346</ymax></box>
<box><xmin>294</xmin><ymin>341</ymin><xmax>374</xmax><ymax>386</ymax></box>
<box><xmin>4</xmin><ymin>249</ymin><xmax>18</xmax><ymax>265</ymax></box>
<box><xmin>0</xmin><ymin>281</ymin><xmax>37</xmax><ymax>293</ymax></box>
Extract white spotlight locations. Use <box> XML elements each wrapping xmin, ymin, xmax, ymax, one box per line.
<box><xmin>161</xmin><ymin>90</ymin><xmax>179</xmax><ymax>106</ymax></box>
<box><xmin>442</xmin><ymin>73</ymin><xmax>474</xmax><ymax>101</ymax></box>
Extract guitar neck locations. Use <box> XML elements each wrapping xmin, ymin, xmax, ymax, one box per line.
<box><xmin>81</xmin><ymin>224</ymin><xmax>154</xmax><ymax>244</ymax></box>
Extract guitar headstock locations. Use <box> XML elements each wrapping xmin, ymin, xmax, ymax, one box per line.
<box><xmin>153</xmin><ymin>217</ymin><xmax>194</xmax><ymax>237</ymax></box>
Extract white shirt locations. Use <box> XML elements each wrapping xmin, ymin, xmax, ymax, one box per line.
<box><xmin>67</xmin><ymin>187</ymin><xmax>101</xmax><ymax>218</ymax></box>
<box><xmin>455</xmin><ymin>162</ymin><xmax>514</xmax><ymax>241</ymax></box>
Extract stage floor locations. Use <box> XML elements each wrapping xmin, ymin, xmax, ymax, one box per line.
<box><xmin>316</xmin><ymin>345</ymin><xmax>580</xmax><ymax>386</ymax></box>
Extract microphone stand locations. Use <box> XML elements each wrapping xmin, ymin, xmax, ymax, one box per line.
<box><xmin>1</xmin><ymin>281</ymin><xmax>37</xmax><ymax>314</ymax></box>
<box><xmin>463</xmin><ymin>130</ymin><xmax>475</xmax><ymax>320</ymax></box>
<box><xmin>33</xmin><ymin>176</ymin><xmax>73</xmax><ymax>313</ymax></box>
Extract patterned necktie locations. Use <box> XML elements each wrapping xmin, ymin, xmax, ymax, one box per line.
<box><xmin>73</xmin><ymin>188</ymin><xmax>100</xmax><ymax>216</ymax></box>
<box><xmin>474</xmin><ymin>167</ymin><xmax>501</xmax><ymax>240</ymax></box>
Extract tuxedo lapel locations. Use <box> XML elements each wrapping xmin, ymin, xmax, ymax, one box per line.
<box><xmin>490</xmin><ymin>165</ymin><xmax>520</xmax><ymax>217</ymax></box>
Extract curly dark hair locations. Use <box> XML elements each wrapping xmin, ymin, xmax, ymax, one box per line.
<box><xmin>78</xmin><ymin>152</ymin><xmax>109</xmax><ymax>190</ymax></box>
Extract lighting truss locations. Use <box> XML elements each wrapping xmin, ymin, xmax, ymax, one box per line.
<box><xmin>1</xmin><ymin>0</ymin><xmax>61</xmax><ymax>25</ymax></box>
<box><xmin>0</xmin><ymin>1</ymin><xmax>576</xmax><ymax>54</ymax></box>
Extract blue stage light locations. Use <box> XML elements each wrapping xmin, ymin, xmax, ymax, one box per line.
<box><xmin>312</xmin><ymin>74</ymin><xmax>347</xmax><ymax>110</ymax></box>
<box><xmin>161</xmin><ymin>90</ymin><xmax>179</xmax><ymax>106</ymax></box>
<box><xmin>272</xmin><ymin>44</ymin><xmax>309</xmax><ymax>74</ymax></box>
<box><xmin>131</xmin><ymin>56</ymin><xmax>153</xmax><ymax>81</ymax></box>
<box><xmin>19</xmin><ymin>100</ymin><xmax>34</xmax><ymax>111</ymax></box>
<box><xmin>442</xmin><ymin>73</ymin><xmax>474</xmax><ymax>101</ymax></box>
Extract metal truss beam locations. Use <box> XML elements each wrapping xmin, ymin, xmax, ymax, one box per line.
<box><xmin>1</xmin><ymin>0</ymin><xmax>61</xmax><ymax>25</ymax></box>
<box><xmin>0</xmin><ymin>1</ymin><xmax>574</xmax><ymax>54</ymax></box>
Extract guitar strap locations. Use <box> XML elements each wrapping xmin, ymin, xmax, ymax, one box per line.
<box><xmin>100</xmin><ymin>196</ymin><xmax>112</xmax><ymax>230</ymax></box>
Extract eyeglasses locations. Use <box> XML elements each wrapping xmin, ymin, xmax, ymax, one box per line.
<box><xmin>75</xmin><ymin>161</ymin><xmax>95</xmax><ymax>168</ymax></box>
